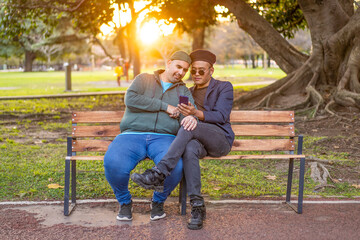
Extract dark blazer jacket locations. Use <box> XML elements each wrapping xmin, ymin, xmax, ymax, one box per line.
<box><xmin>190</xmin><ymin>77</ymin><xmax>235</xmax><ymax>146</ymax></box>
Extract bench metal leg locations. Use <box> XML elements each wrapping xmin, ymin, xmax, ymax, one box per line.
<box><xmin>285</xmin><ymin>135</ymin><xmax>305</xmax><ymax>214</ymax></box>
<box><xmin>297</xmin><ymin>135</ymin><xmax>304</xmax><ymax>214</ymax></box>
<box><xmin>179</xmin><ymin>176</ymin><xmax>187</xmax><ymax>215</ymax></box>
<box><xmin>64</xmin><ymin>158</ymin><xmax>71</xmax><ymax>216</ymax></box>
<box><xmin>64</xmin><ymin>137</ymin><xmax>76</xmax><ymax>216</ymax></box>
<box><xmin>298</xmin><ymin>157</ymin><xmax>305</xmax><ymax>214</ymax></box>
<box><xmin>71</xmin><ymin>160</ymin><xmax>77</xmax><ymax>204</ymax></box>
<box><xmin>286</xmin><ymin>158</ymin><xmax>294</xmax><ymax>203</ymax></box>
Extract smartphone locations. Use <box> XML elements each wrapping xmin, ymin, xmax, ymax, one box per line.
<box><xmin>179</xmin><ymin>95</ymin><xmax>189</xmax><ymax>105</ymax></box>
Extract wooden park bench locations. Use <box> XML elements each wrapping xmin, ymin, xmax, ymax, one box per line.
<box><xmin>64</xmin><ymin>111</ymin><xmax>306</xmax><ymax>216</ymax></box>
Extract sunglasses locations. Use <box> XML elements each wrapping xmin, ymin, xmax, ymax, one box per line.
<box><xmin>190</xmin><ymin>69</ymin><xmax>207</xmax><ymax>76</ymax></box>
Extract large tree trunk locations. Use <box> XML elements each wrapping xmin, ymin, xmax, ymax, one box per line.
<box><xmin>128</xmin><ymin>1</ymin><xmax>141</xmax><ymax>77</ymax></box>
<box><xmin>24</xmin><ymin>50</ymin><xmax>36</xmax><ymax>72</ymax></box>
<box><xmin>115</xmin><ymin>27</ymin><xmax>127</xmax><ymax>60</ymax></box>
<box><xmin>192</xmin><ymin>26</ymin><xmax>206</xmax><ymax>50</ymax></box>
<box><xmin>216</xmin><ymin>0</ymin><xmax>360</xmax><ymax>116</ymax></box>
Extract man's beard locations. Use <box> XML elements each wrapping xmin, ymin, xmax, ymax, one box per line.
<box><xmin>169</xmin><ymin>73</ymin><xmax>182</xmax><ymax>83</ymax></box>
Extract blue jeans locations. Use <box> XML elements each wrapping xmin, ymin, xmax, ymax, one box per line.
<box><xmin>103</xmin><ymin>134</ymin><xmax>183</xmax><ymax>205</ymax></box>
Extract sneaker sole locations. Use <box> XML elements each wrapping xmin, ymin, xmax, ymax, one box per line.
<box><xmin>116</xmin><ymin>216</ymin><xmax>133</xmax><ymax>221</ymax></box>
<box><xmin>150</xmin><ymin>213</ymin><xmax>166</xmax><ymax>221</ymax></box>
<box><xmin>131</xmin><ymin>174</ymin><xmax>164</xmax><ymax>192</ymax></box>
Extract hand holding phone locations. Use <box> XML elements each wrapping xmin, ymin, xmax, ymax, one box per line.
<box><xmin>179</xmin><ymin>95</ymin><xmax>189</xmax><ymax>105</ymax></box>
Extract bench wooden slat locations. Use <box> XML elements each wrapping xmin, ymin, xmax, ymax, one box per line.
<box><xmin>72</xmin><ymin>127</ymin><xmax>295</xmax><ymax>138</ymax></box>
<box><xmin>72</xmin><ymin>140</ymin><xmax>111</xmax><ymax>152</ymax></box>
<box><xmin>72</xmin><ymin>111</ymin><xmax>124</xmax><ymax>123</ymax></box>
<box><xmin>203</xmin><ymin>154</ymin><xmax>305</xmax><ymax>159</ymax></box>
<box><xmin>71</xmin><ymin>111</ymin><xmax>294</xmax><ymax>123</ymax></box>
<box><xmin>231</xmin><ymin>139</ymin><xmax>295</xmax><ymax>151</ymax></box>
<box><xmin>72</xmin><ymin>126</ymin><xmax>120</xmax><ymax>137</ymax></box>
<box><xmin>72</xmin><ymin>139</ymin><xmax>295</xmax><ymax>152</ymax></box>
<box><xmin>230</xmin><ymin>111</ymin><xmax>295</xmax><ymax>123</ymax></box>
<box><xmin>72</xmin><ymin>124</ymin><xmax>295</xmax><ymax>137</ymax></box>
<box><xmin>232</xmin><ymin>125</ymin><xmax>295</xmax><ymax>136</ymax></box>
<box><xmin>67</xmin><ymin>154</ymin><xmax>305</xmax><ymax>161</ymax></box>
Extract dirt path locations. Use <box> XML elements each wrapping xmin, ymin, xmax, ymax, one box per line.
<box><xmin>1</xmin><ymin>200</ymin><xmax>360</xmax><ymax>240</ymax></box>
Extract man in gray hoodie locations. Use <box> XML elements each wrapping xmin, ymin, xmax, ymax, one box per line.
<box><xmin>104</xmin><ymin>51</ymin><xmax>197</xmax><ymax>222</ymax></box>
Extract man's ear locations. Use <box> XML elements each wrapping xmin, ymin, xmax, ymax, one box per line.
<box><xmin>166</xmin><ymin>59</ymin><xmax>172</xmax><ymax>67</ymax></box>
<box><xmin>210</xmin><ymin>66</ymin><xmax>214</xmax><ymax>76</ymax></box>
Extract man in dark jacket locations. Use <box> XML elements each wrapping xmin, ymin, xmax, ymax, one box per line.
<box><xmin>132</xmin><ymin>50</ymin><xmax>234</xmax><ymax>230</ymax></box>
<box><xmin>104</xmin><ymin>51</ymin><xmax>198</xmax><ymax>222</ymax></box>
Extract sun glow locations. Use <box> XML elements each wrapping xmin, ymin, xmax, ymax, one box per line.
<box><xmin>100</xmin><ymin>2</ymin><xmax>176</xmax><ymax>45</ymax></box>
<box><xmin>139</xmin><ymin>20</ymin><xmax>176</xmax><ymax>44</ymax></box>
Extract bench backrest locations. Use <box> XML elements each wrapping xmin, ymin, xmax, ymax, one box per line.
<box><xmin>70</xmin><ymin>111</ymin><xmax>296</xmax><ymax>156</ymax></box>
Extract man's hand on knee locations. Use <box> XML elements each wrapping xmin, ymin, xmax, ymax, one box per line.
<box><xmin>181</xmin><ymin>116</ymin><xmax>197</xmax><ymax>131</ymax></box>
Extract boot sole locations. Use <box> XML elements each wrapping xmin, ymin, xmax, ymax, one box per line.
<box><xmin>187</xmin><ymin>223</ymin><xmax>203</xmax><ymax>230</ymax></box>
<box><xmin>131</xmin><ymin>174</ymin><xmax>164</xmax><ymax>192</ymax></box>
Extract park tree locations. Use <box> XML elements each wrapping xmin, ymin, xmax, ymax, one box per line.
<box><xmin>1</xmin><ymin>0</ymin><xmax>167</xmax><ymax>76</ymax></box>
<box><xmin>211</xmin><ymin>0</ymin><xmax>360</xmax><ymax>116</ymax></box>
<box><xmin>0</xmin><ymin>1</ymin><xmax>99</xmax><ymax>71</ymax></box>
<box><xmin>0</xmin><ymin>3</ymin><xmax>57</xmax><ymax>71</ymax></box>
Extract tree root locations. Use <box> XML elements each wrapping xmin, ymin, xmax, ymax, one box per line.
<box><xmin>232</xmin><ymin>41</ymin><xmax>359</xmax><ymax>116</ymax></box>
<box><xmin>314</xmin><ymin>184</ymin><xmax>336</xmax><ymax>191</ymax></box>
<box><xmin>310</xmin><ymin>162</ymin><xmax>334</xmax><ymax>185</ymax></box>
<box><xmin>335</xmin><ymin>89</ymin><xmax>360</xmax><ymax>109</ymax></box>
<box><xmin>325</xmin><ymin>100</ymin><xmax>336</xmax><ymax>115</ymax></box>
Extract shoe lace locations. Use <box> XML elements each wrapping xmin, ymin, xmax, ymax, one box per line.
<box><xmin>144</xmin><ymin>168</ymin><xmax>164</xmax><ymax>183</ymax></box>
<box><xmin>191</xmin><ymin>207</ymin><xmax>202</xmax><ymax>218</ymax></box>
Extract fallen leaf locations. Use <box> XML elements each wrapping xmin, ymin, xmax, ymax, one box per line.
<box><xmin>352</xmin><ymin>184</ymin><xmax>360</xmax><ymax>189</ymax></box>
<box><xmin>265</xmin><ymin>175</ymin><xmax>277</xmax><ymax>180</ymax></box>
<box><xmin>332</xmin><ymin>179</ymin><xmax>340</xmax><ymax>183</ymax></box>
<box><xmin>48</xmin><ymin>184</ymin><xmax>64</xmax><ymax>189</ymax></box>
<box><xmin>213</xmin><ymin>187</ymin><xmax>221</xmax><ymax>190</ymax></box>
<box><xmin>333</xmin><ymin>145</ymin><xmax>339</xmax><ymax>149</ymax></box>
<box><xmin>19</xmin><ymin>192</ymin><xmax>27</xmax><ymax>198</ymax></box>
<box><xmin>312</xmin><ymin>129</ymin><xmax>318</xmax><ymax>132</ymax></box>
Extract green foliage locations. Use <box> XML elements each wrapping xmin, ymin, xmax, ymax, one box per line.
<box><xmin>248</xmin><ymin>0</ymin><xmax>307</xmax><ymax>39</ymax></box>
<box><xmin>69</xmin><ymin>0</ymin><xmax>114</xmax><ymax>36</ymax></box>
<box><xmin>148</xmin><ymin>0</ymin><xmax>220</xmax><ymax>33</ymax></box>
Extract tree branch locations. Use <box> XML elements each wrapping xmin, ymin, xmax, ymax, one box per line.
<box><xmin>93</xmin><ymin>37</ymin><xmax>114</xmax><ymax>60</ymax></box>
<box><xmin>11</xmin><ymin>0</ymin><xmax>86</xmax><ymax>12</ymax></box>
<box><xmin>327</xmin><ymin>8</ymin><xmax>360</xmax><ymax>58</ymax></box>
<box><xmin>212</xmin><ymin>0</ymin><xmax>308</xmax><ymax>74</ymax></box>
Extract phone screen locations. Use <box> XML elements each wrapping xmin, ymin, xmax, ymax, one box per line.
<box><xmin>179</xmin><ymin>95</ymin><xmax>189</xmax><ymax>105</ymax></box>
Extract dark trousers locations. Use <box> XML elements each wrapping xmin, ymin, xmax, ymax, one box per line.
<box><xmin>157</xmin><ymin>122</ymin><xmax>231</xmax><ymax>201</ymax></box>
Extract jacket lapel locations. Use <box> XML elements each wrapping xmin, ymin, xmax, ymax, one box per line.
<box><xmin>203</xmin><ymin>78</ymin><xmax>216</xmax><ymax>107</ymax></box>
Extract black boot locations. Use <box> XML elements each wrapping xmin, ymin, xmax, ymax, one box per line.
<box><xmin>188</xmin><ymin>200</ymin><xmax>206</xmax><ymax>230</ymax></box>
<box><xmin>131</xmin><ymin>167</ymin><xmax>166</xmax><ymax>192</ymax></box>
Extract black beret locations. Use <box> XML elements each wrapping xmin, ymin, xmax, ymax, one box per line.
<box><xmin>190</xmin><ymin>49</ymin><xmax>216</xmax><ymax>65</ymax></box>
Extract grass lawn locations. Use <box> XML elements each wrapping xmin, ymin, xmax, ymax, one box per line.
<box><xmin>0</xmin><ymin>66</ymin><xmax>286</xmax><ymax>96</ymax></box>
